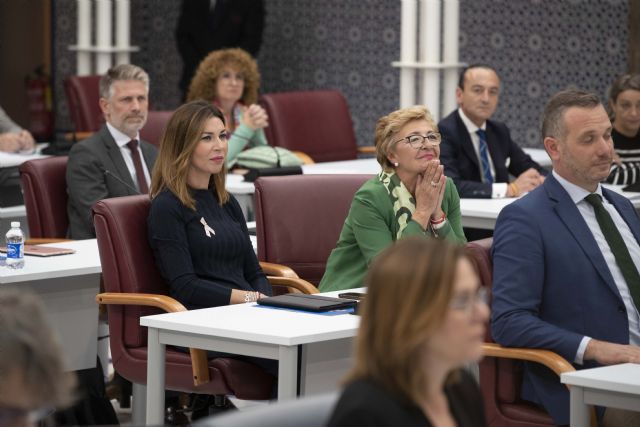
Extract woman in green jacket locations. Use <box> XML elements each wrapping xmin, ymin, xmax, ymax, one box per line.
<box><xmin>319</xmin><ymin>106</ymin><xmax>466</xmax><ymax>292</ymax></box>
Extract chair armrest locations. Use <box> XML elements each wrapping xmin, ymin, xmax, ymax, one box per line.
<box><xmin>267</xmin><ymin>276</ymin><xmax>318</xmax><ymax>294</ymax></box>
<box><xmin>482</xmin><ymin>343</ymin><xmax>597</xmax><ymax>427</ymax></box>
<box><xmin>292</xmin><ymin>150</ymin><xmax>315</xmax><ymax>164</ymax></box>
<box><xmin>482</xmin><ymin>343</ymin><xmax>574</xmax><ymax>377</ymax></box>
<box><xmin>25</xmin><ymin>238</ymin><xmax>73</xmax><ymax>245</ymax></box>
<box><xmin>357</xmin><ymin>146</ymin><xmax>376</xmax><ymax>155</ymax></box>
<box><xmin>260</xmin><ymin>261</ymin><xmax>300</xmax><ymax>279</ymax></box>
<box><xmin>95</xmin><ymin>292</ymin><xmax>211</xmax><ymax>386</ymax></box>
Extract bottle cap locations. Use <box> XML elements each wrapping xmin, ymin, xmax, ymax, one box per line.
<box><xmin>10</xmin><ymin>222</ymin><xmax>20</xmax><ymax>228</ymax></box>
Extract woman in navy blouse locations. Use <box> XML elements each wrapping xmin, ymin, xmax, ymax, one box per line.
<box><xmin>148</xmin><ymin>100</ymin><xmax>271</xmax><ymax>310</ymax></box>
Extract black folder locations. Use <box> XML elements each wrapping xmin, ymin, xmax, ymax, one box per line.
<box><xmin>257</xmin><ymin>294</ymin><xmax>357</xmax><ymax>312</ymax></box>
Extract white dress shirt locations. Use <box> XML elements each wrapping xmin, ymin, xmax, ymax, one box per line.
<box><xmin>106</xmin><ymin>122</ymin><xmax>152</xmax><ymax>191</ymax></box>
<box><xmin>552</xmin><ymin>171</ymin><xmax>640</xmax><ymax>364</ymax></box>
<box><xmin>457</xmin><ymin>109</ymin><xmax>509</xmax><ymax>198</ymax></box>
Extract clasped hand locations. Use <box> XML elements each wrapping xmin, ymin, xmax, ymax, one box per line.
<box><xmin>412</xmin><ymin>160</ymin><xmax>446</xmax><ymax>230</ymax></box>
<box><xmin>241</xmin><ymin>104</ymin><xmax>269</xmax><ymax>131</ymax></box>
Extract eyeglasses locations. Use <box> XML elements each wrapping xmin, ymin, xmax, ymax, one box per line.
<box><xmin>0</xmin><ymin>405</ymin><xmax>53</xmax><ymax>426</ymax></box>
<box><xmin>449</xmin><ymin>287</ymin><xmax>488</xmax><ymax>312</ymax></box>
<box><xmin>394</xmin><ymin>133</ymin><xmax>442</xmax><ymax>149</ymax></box>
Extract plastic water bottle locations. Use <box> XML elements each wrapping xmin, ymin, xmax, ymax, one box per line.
<box><xmin>6</xmin><ymin>221</ymin><xmax>24</xmax><ymax>269</ymax></box>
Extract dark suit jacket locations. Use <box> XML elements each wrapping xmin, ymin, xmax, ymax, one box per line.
<box><xmin>491</xmin><ymin>174</ymin><xmax>640</xmax><ymax>425</ymax></box>
<box><xmin>328</xmin><ymin>370</ymin><xmax>487</xmax><ymax>427</ymax></box>
<box><xmin>66</xmin><ymin>126</ymin><xmax>158</xmax><ymax>239</ymax></box>
<box><xmin>176</xmin><ymin>0</ymin><xmax>265</xmax><ymax>94</ymax></box>
<box><xmin>438</xmin><ymin>109</ymin><xmax>546</xmax><ymax>198</ymax></box>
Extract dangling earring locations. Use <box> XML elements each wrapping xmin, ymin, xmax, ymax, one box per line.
<box><xmin>393</xmin><ymin>162</ymin><xmax>399</xmax><ymax>167</ymax></box>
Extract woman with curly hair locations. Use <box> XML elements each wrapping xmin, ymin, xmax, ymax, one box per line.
<box><xmin>187</xmin><ymin>48</ymin><xmax>269</xmax><ymax>165</ymax></box>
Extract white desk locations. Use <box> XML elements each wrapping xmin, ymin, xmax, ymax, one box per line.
<box><xmin>460</xmin><ymin>185</ymin><xmax>640</xmax><ymax>230</ymax></box>
<box><xmin>561</xmin><ymin>363</ymin><xmax>640</xmax><ymax>427</ymax></box>
<box><xmin>141</xmin><ymin>288</ymin><xmax>363</xmax><ymax>425</ymax></box>
<box><xmin>0</xmin><ymin>239</ymin><xmax>101</xmax><ymax>371</ymax></box>
<box><xmin>524</xmin><ymin>147</ymin><xmax>551</xmax><ymax>168</ymax></box>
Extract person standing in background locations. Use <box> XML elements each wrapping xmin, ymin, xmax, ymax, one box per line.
<box><xmin>176</xmin><ymin>0</ymin><xmax>265</xmax><ymax>100</ymax></box>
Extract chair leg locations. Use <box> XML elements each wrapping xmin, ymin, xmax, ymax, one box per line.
<box><xmin>131</xmin><ymin>382</ymin><xmax>147</xmax><ymax>426</ymax></box>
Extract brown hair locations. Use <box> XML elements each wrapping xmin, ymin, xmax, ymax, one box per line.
<box><xmin>150</xmin><ymin>101</ymin><xmax>229</xmax><ymax>209</ymax></box>
<box><xmin>99</xmin><ymin>63</ymin><xmax>150</xmax><ymax>100</ymax></box>
<box><xmin>375</xmin><ymin>105</ymin><xmax>437</xmax><ymax>171</ymax></box>
<box><xmin>0</xmin><ymin>289</ymin><xmax>75</xmax><ymax>408</ymax></box>
<box><xmin>608</xmin><ymin>73</ymin><xmax>640</xmax><ymax>119</ymax></box>
<box><xmin>541</xmin><ymin>89</ymin><xmax>602</xmax><ymax>140</ymax></box>
<box><xmin>186</xmin><ymin>48</ymin><xmax>261</xmax><ymax>105</ymax></box>
<box><xmin>347</xmin><ymin>237</ymin><xmax>467</xmax><ymax>405</ymax></box>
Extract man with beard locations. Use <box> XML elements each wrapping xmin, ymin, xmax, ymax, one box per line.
<box><xmin>492</xmin><ymin>89</ymin><xmax>640</xmax><ymax>426</ymax></box>
<box><xmin>67</xmin><ymin>64</ymin><xmax>158</xmax><ymax>239</ymax></box>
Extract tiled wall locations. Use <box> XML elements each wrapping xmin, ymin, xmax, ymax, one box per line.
<box><xmin>53</xmin><ymin>0</ymin><xmax>628</xmax><ymax>148</ymax></box>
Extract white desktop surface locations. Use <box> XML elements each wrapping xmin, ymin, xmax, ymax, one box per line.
<box><xmin>0</xmin><ymin>239</ymin><xmax>101</xmax><ymax>371</ymax></box>
<box><xmin>0</xmin><ymin>239</ymin><xmax>101</xmax><ymax>283</ymax></box>
<box><xmin>524</xmin><ymin>147</ymin><xmax>550</xmax><ymax>167</ymax></box>
<box><xmin>141</xmin><ymin>288</ymin><xmax>365</xmax><ymax>425</ymax></box>
<box><xmin>561</xmin><ymin>363</ymin><xmax>640</xmax><ymax>427</ymax></box>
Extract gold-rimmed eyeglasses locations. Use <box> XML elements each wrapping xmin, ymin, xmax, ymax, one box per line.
<box><xmin>394</xmin><ymin>133</ymin><xmax>442</xmax><ymax>149</ymax></box>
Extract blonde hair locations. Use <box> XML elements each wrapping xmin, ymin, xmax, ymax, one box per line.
<box><xmin>347</xmin><ymin>237</ymin><xmax>466</xmax><ymax>405</ymax></box>
<box><xmin>150</xmin><ymin>101</ymin><xmax>229</xmax><ymax>209</ymax></box>
<box><xmin>186</xmin><ymin>48</ymin><xmax>261</xmax><ymax>105</ymax></box>
<box><xmin>375</xmin><ymin>105</ymin><xmax>437</xmax><ymax>171</ymax></box>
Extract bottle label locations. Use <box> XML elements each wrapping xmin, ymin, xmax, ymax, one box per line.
<box><xmin>6</xmin><ymin>242</ymin><xmax>23</xmax><ymax>259</ymax></box>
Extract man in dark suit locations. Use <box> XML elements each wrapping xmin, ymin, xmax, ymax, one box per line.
<box><xmin>492</xmin><ymin>90</ymin><xmax>640</xmax><ymax>426</ymax></box>
<box><xmin>64</xmin><ymin>64</ymin><xmax>159</xmax><ymax>425</ymax></box>
<box><xmin>67</xmin><ymin>64</ymin><xmax>158</xmax><ymax>240</ymax></box>
<box><xmin>439</xmin><ymin>64</ymin><xmax>546</xmax><ymax>199</ymax></box>
<box><xmin>176</xmin><ymin>0</ymin><xmax>265</xmax><ymax>99</ymax></box>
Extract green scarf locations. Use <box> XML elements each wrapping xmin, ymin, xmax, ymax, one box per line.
<box><xmin>378</xmin><ymin>170</ymin><xmax>423</xmax><ymax>240</ymax></box>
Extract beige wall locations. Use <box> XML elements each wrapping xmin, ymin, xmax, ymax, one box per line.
<box><xmin>0</xmin><ymin>0</ymin><xmax>48</xmax><ymax>129</ymax></box>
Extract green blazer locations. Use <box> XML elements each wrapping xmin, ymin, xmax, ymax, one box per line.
<box><xmin>318</xmin><ymin>177</ymin><xmax>466</xmax><ymax>292</ymax></box>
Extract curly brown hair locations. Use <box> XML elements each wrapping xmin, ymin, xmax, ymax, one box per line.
<box><xmin>186</xmin><ymin>48</ymin><xmax>261</xmax><ymax>105</ymax></box>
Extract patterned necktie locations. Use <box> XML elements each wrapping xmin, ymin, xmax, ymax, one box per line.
<box><xmin>584</xmin><ymin>193</ymin><xmax>640</xmax><ymax>309</ymax></box>
<box><xmin>476</xmin><ymin>129</ymin><xmax>493</xmax><ymax>184</ymax></box>
<box><xmin>126</xmin><ymin>139</ymin><xmax>149</xmax><ymax>194</ymax></box>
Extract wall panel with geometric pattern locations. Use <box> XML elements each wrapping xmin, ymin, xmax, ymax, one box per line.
<box><xmin>52</xmin><ymin>0</ymin><xmax>628</xmax><ymax>149</ymax></box>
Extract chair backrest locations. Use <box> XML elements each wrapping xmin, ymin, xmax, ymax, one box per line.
<box><xmin>19</xmin><ymin>156</ymin><xmax>69</xmax><ymax>238</ymax></box>
<box><xmin>255</xmin><ymin>174</ymin><xmax>372</xmax><ymax>285</ymax></box>
<box><xmin>92</xmin><ymin>195</ymin><xmax>168</xmax><ymax>350</ymax></box>
<box><xmin>465</xmin><ymin>238</ymin><xmax>553</xmax><ymax>426</ymax></box>
<box><xmin>198</xmin><ymin>392</ymin><xmax>339</xmax><ymax>427</ymax></box>
<box><xmin>140</xmin><ymin>110</ymin><xmax>174</xmax><ymax>147</ymax></box>
<box><xmin>259</xmin><ymin>90</ymin><xmax>358</xmax><ymax>163</ymax></box>
<box><xmin>63</xmin><ymin>75</ymin><xmax>103</xmax><ymax>132</ymax></box>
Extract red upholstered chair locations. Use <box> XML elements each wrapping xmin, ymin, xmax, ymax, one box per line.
<box><xmin>92</xmin><ymin>195</ymin><xmax>314</xmax><ymax>422</ymax></box>
<box><xmin>140</xmin><ymin>110</ymin><xmax>174</xmax><ymax>147</ymax></box>
<box><xmin>64</xmin><ymin>75</ymin><xmax>103</xmax><ymax>132</ymax></box>
<box><xmin>254</xmin><ymin>174</ymin><xmax>372</xmax><ymax>286</ymax></box>
<box><xmin>259</xmin><ymin>90</ymin><xmax>375</xmax><ymax>163</ymax></box>
<box><xmin>464</xmin><ymin>238</ymin><xmax>595</xmax><ymax>427</ymax></box>
<box><xmin>19</xmin><ymin>156</ymin><xmax>70</xmax><ymax>241</ymax></box>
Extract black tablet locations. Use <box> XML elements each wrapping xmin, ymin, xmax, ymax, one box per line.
<box><xmin>257</xmin><ymin>294</ymin><xmax>357</xmax><ymax>312</ymax></box>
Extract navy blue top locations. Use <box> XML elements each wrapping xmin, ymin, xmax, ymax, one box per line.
<box><xmin>148</xmin><ymin>188</ymin><xmax>271</xmax><ymax>310</ymax></box>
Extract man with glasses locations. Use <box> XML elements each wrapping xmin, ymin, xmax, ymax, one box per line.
<box><xmin>438</xmin><ymin>64</ymin><xmax>546</xmax><ymax>199</ymax></box>
<box><xmin>492</xmin><ymin>90</ymin><xmax>640</xmax><ymax>426</ymax></box>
